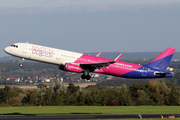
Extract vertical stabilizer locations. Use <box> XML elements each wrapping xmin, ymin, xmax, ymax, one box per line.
<box><xmin>146</xmin><ymin>48</ymin><xmax>176</xmax><ymax>71</ymax></box>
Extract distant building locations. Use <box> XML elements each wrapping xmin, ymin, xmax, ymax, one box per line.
<box><xmin>60</xmin><ymin>77</ymin><xmax>63</xmax><ymax>82</ymax></box>
<box><xmin>45</xmin><ymin>79</ymin><xmax>50</xmax><ymax>82</ymax></box>
<box><xmin>7</xmin><ymin>77</ymin><xmax>20</xmax><ymax>82</ymax></box>
<box><xmin>166</xmin><ymin>67</ymin><xmax>173</xmax><ymax>71</ymax></box>
<box><xmin>91</xmin><ymin>74</ymin><xmax>100</xmax><ymax>81</ymax></box>
<box><xmin>29</xmin><ymin>80</ymin><xmax>33</xmax><ymax>83</ymax></box>
<box><xmin>173</xmin><ymin>59</ymin><xmax>180</xmax><ymax>61</ymax></box>
<box><xmin>106</xmin><ymin>75</ymin><xmax>113</xmax><ymax>80</ymax></box>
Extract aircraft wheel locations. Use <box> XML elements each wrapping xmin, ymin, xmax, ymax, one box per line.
<box><xmin>86</xmin><ymin>75</ymin><xmax>91</xmax><ymax>80</ymax></box>
<box><xmin>81</xmin><ymin>74</ymin><xmax>86</xmax><ymax>79</ymax></box>
<box><xmin>19</xmin><ymin>63</ymin><xmax>23</xmax><ymax>67</ymax></box>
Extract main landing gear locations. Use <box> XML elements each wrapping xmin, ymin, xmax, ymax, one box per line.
<box><xmin>19</xmin><ymin>58</ymin><xmax>24</xmax><ymax>67</ymax></box>
<box><xmin>81</xmin><ymin>71</ymin><xmax>91</xmax><ymax>80</ymax></box>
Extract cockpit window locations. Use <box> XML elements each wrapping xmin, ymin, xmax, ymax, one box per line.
<box><xmin>10</xmin><ymin>44</ymin><xmax>18</xmax><ymax>48</ymax></box>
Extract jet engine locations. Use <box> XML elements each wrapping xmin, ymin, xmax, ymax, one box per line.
<box><xmin>59</xmin><ymin>63</ymin><xmax>82</xmax><ymax>73</ymax></box>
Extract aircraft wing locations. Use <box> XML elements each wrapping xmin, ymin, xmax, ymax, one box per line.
<box><xmin>79</xmin><ymin>61</ymin><xmax>116</xmax><ymax>72</ymax></box>
<box><xmin>77</xmin><ymin>53</ymin><xmax>123</xmax><ymax>72</ymax></box>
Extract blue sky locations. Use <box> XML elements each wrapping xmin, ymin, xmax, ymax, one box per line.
<box><xmin>0</xmin><ymin>0</ymin><xmax>180</xmax><ymax>57</ymax></box>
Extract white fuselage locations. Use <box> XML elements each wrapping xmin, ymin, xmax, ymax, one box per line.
<box><xmin>4</xmin><ymin>42</ymin><xmax>82</xmax><ymax>66</ymax></box>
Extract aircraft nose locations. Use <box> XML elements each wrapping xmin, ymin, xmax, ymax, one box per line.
<box><xmin>4</xmin><ymin>47</ymin><xmax>11</xmax><ymax>54</ymax></box>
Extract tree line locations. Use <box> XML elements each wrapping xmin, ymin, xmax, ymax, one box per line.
<box><xmin>0</xmin><ymin>79</ymin><xmax>180</xmax><ymax>106</ymax></box>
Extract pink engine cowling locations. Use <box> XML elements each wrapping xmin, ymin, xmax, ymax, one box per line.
<box><xmin>59</xmin><ymin>63</ymin><xmax>82</xmax><ymax>73</ymax></box>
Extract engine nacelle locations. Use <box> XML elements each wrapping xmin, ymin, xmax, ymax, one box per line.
<box><xmin>59</xmin><ymin>63</ymin><xmax>82</xmax><ymax>73</ymax></box>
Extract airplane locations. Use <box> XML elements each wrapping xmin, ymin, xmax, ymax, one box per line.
<box><xmin>4</xmin><ymin>42</ymin><xmax>176</xmax><ymax>80</ymax></box>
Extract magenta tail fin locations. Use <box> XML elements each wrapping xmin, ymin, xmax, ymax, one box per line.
<box><xmin>146</xmin><ymin>48</ymin><xmax>176</xmax><ymax>71</ymax></box>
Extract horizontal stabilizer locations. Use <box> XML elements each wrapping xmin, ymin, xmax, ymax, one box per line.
<box><xmin>155</xmin><ymin>72</ymin><xmax>174</xmax><ymax>77</ymax></box>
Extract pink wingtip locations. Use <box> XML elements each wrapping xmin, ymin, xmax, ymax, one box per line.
<box><xmin>96</xmin><ymin>52</ymin><xmax>102</xmax><ymax>57</ymax></box>
<box><xmin>114</xmin><ymin>53</ymin><xmax>123</xmax><ymax>61</ymax></box>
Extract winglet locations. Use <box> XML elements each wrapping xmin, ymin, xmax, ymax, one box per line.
<box><xmin>96</xmin><ymin>52</ymin><xmax>102</xmax><ymax>57</ymax></box>
<box><xmin>114</xmin><ymin>53</ymin><xmax>123</xmax><ymax>61</ymax></box>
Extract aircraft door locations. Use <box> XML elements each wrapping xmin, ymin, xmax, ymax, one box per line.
<box><xmin>56</xmin><ymin>51</ymin><xmax>61</xmax><ymax>64</ymax></box>
<box><xmin>22</xmin><ymin>43</ymin><xmax>28</xmax><ymax>53</ymax></box>
<box><xmin>142</xmin><ymin>67</ymin><xmax>147</xmax><ymax>76</ymax></box>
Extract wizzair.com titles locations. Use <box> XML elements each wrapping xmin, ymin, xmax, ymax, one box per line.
<box><xmin>115</xmin><ymin>63</ymin><xmax>133</xmax><ymax>68</ymax></box>
<box><xmin>32</xmin><ymin>46</ymin><xmax>54</xmax><ymax>57</ymax></box>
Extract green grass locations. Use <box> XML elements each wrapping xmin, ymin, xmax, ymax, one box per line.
<box><xmin>0</xmin><ymin>106</ymin><xmax>180</xmax><ymax>115</ymax></box>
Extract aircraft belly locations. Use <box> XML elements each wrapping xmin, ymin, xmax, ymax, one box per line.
<box><xmin>121</xmin><ymin>71</ymin><xmax>145</xmax><ymax>78</ymax></box>
<box><xmin>120</xmin><ymin>69</ymin><xmax>155</xmax><ymax>78</ymax></box>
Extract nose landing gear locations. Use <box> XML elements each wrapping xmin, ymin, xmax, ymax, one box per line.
<box><xmin>19</xmin><ymin>58</ymin><xmax>24</xmax><ymax>67</ymax></box>
<box><xmin>19</xmin><ymin>63</ymin><xmax>23</xmax><ymax>67</ymax></box>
